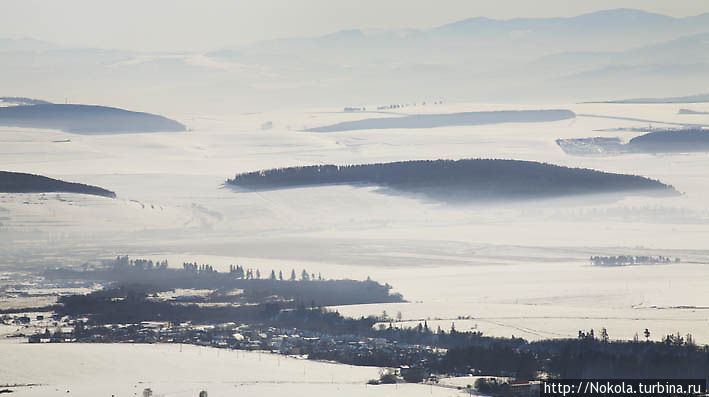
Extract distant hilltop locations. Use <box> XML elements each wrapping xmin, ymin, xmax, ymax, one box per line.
<box><xmin>227</xmin><ymin>159</ymin><xmax>676</xmax><ymax>203</ymax></box>
<box><xmin>305</xmin><ymin>109</ymin><xmax>576</xmax><ymax>132</ymax></box>
<box><xmin>628</xmin><ymin>129</ymin><xmax>709</xmax><ymax>153</ymax></box>
<box><xmin>0</xmin><ymin>99</ymin><xmax>186</xmax><ymax>134</ymax></box>
<box><xmin>0</xmin><ymin>171</ymin><xmax>116</xmax><ymax>198</ymax></box>
<box><xmin>557</xmin><ymin>129</ymin><xmax>709</xmax><ymax>156</ymax></box>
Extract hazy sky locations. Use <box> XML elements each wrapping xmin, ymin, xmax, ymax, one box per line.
<box><xmin>1</xmin><ymin>0</ymin><xmax>707</xmax><ymax>52</ymax></box>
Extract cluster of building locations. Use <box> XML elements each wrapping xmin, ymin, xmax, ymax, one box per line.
<box><xmin>0</xmin><ymin>312</ymin><xmax>71</xmax><ymax>343</ymax></box>
<box><xmin>18</xmin><ymin>317</ymin><xmax>440</xmax><ymax>367</ymax></box>
<box><xmin>2</xmin><ymin>313</ymin><xmax>549</xmax><ymax>396</ymax></box>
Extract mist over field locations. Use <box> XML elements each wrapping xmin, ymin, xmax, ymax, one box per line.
<box><xmin>2</xmin><ymin>1</ymin><xmax>709</xmax><ymax>395</ymax></box>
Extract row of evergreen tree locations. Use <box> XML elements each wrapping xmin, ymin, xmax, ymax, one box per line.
<box><xmin>227</xmin><ymin>265</ymin><xmax>323</xmax><ymax>281</ymax></box>
<box><xmin>112</xmin><ymin>255</ymin><xmax>168</xmax><ymax>270</ymax></box>
<box><xmin>590</xmin><ymin>255</ymin><xmax>679</xmax><ymax>266</ymax></box>
<box><xmin>182</xmin><ymin>262</ymin><xmax>216</xmax><ymax>273</ymax></box>
<box><xmin>110</xmin><ymin>257</ymin><xmax>328</xmax><ymax>281</ymax></box>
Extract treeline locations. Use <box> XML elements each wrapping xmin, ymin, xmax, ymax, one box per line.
<box><xmin>321</xmin><ymin>320</ymin><xmax>709</xmax><ymax>380</ymax></box>
<box><xmin>114</xmin><ymin>256</ymin><xmax>324</xmax><ymax>281</ymax></box>
<box><xmin>590</xmin><ymin>255</ymin><xmax>679</xmax><ymax>266</ymax></box>
<box><xmin>375</xmin><ymin>100</ymin><xmax>443</xmax><ymax>111</ymax></box>
<box><xmin>57</xmin><ymin>286</ymin><xmax>378</xmax><ymax>334</ymax></box>
<box><xmin>380</xmin><ymin>323</ymin><xmax>709</xmax><ymax>380</ymax></box>
<box><xmin>225</xmin><ymin>265</ymin><xmax>323</xmax><ymax>281</ymax></box>
<box><xmin>534</xmin><ymin>334</ymin><xmax>708</xmax><ymax>379</ymax></box>
<box><xmin>437</xmin><ymin>327</ymin><xmax>709</xmax><ymax>380</ymax></box>
<box><xmin>113</xmin><ymin>255</ymin><xmax>168</xmax><ymax>270</ymax></box>
<box><xmin>45</xmin><ymin>258</ymin><xmax>403</xmax><ymax>307</ymax></box>
<box><xmin>439</xmin><ymin>343</ymin><xmax>539</xmax><ymax>379</ymax></box>
<box><xmin>227</xmin><ymin>159</ymin><xmax>675</xmax><ymax>201</ymax></box>
<box><xmin>0</xmin><ymin>171</ymin><xmax>116</xmax><ymax>198</ymax></box>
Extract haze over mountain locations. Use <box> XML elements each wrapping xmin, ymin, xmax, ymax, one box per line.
<box><xmin>227</xmin><ymin>8</ymin><xmax>709</xmax><ymax>57</ymax></box>
<box><xmin>1</xmin><ymin>9</ymin><xmax>708</xmax><ymax>113</ymax></box>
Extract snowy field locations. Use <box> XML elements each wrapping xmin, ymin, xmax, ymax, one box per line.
<box><xmin>0</xmin><ymin>342</ymin><xmax>464</xmax><ymax>396</ymax></box>
<box><xmin>2</xmin><ymin>102</ymin><xmax>709</xmax><ymax>391</ymax></box>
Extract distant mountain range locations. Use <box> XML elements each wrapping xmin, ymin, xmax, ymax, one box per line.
<box><xmin>227</xmin><ymin>159</ymin><xmax>676</xmax><ymax>202</ymax></box>
<box><xmin>1</xmin><ymin>9</ymin><xmax>708</xmax><ymax>111</ymax></box>
<box><xmin>430</xmin><ymin>9</ymin><xmax>709</xmax><ymax>44</ymax></box>
<box><xmin>0</xmin><ymin>101</ymin><xmax>186</xmax><ymax>133</ymax></box>
<box><xmin>0</xmin><ymin>171</ymin><xmax>116</xmax><ymax>198</ymax></box>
